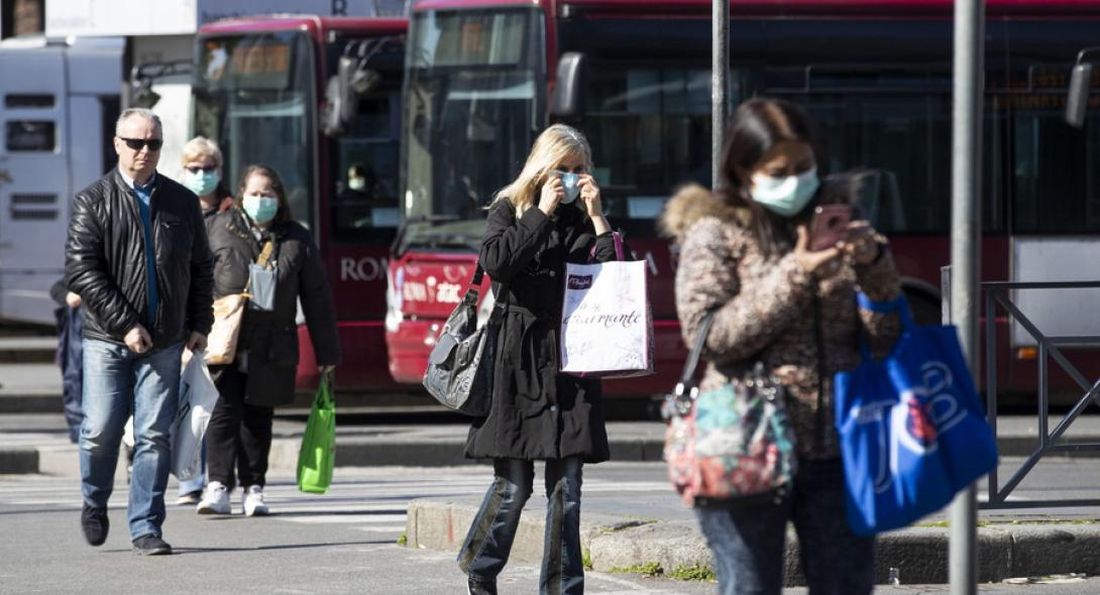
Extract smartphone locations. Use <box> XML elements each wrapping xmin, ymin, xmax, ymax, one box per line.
<box><xmin>809</xmin><ymin>205</ymin><xmax>853</xmax><ymax>252</ymax></box>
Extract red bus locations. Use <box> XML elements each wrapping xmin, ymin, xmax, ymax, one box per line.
<box><xmin>388</xmin><ymin>0</ymin><xmax>1100</xmax><ymax>397</ymax></box>
<box><xmin>191</xmin><ymin>16</ymin><xmax>407</xmax><ymax>394</ymax></box>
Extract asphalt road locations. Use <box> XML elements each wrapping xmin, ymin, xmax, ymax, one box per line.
<box><xmin>2</xmin><ymin>463</ymin><xmax>1100</xmax><ymax>594</ymax></box>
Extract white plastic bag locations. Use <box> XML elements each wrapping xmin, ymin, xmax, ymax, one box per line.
<box><xmin>560</xmin><ymin>259</ymin><xmax>653</xmax><ymax>378</ymax></box>
<box><xmin>171</xmin><ymin>351</ymin><xmax>220</xmax><ymax>480</ymax></box>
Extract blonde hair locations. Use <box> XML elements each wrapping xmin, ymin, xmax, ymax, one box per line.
<box><xmin>180</xmin><ymin>136</ymin><xmax>223</xmax><ymax>167</ymax></box>
<box><xmin>493</xmin><ymin>124</ymin><xmax>593</xmax><ymax>216</ymax></box>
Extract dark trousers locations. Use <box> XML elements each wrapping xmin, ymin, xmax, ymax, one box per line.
<box><xmin>206</xmin><ymin>366</ymin><xmax>274</xmax><ymax>490</ymax></box>
<box><xmin>693</xmin><ymin>459</ymin><xmax>875</xmax><ymax>595</ymax></box>
<box><xmin>56</xmin><ymin>306</ymin><xmax>84</xmax><ymax>443</ymax></box>
<box><xmin>458</xmin><ymin>458</ymin><xmax>585</xmax><ymax>595</ymax></box>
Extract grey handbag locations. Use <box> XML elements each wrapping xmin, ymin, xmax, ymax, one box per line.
<box><xmin>421</xmin><ymin>265</ymin><xmax>506</xmax><ymax>416</ymax></box>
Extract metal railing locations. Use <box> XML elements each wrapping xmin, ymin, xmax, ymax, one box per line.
<box><xmin>981</xmin><ymin>280</ymin><xmax>1100</xmax><ymax>509</ymax></box>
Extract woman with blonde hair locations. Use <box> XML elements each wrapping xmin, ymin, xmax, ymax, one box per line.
<box><xmin>459</xmin><ymin>124</ymin><xmax>618</xmax><ymax>595</ymax></box>
<box><xmin>180</xmin><ymin>136</ymin><xmax>232</xmax><ymax>219</ymax></box>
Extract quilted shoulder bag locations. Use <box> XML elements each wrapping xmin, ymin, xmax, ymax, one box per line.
<box><xmin>662</xmin><ymin>311</ymin><xmax>799</xmax><ymax>506</ymax></box>
<box><xmin>421</xmin><ymin>264</ymin><xmax>506</xmax><ymax>416</ymax></box>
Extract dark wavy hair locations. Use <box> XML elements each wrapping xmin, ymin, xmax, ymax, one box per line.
<box><xmin>717</xmin><ymin>98</ymin><xmax>820</xmax><ymax>255</ymax></box>
<box><xmin>235</xmin><ymin>164</ymin><xmax>292</xmax><ymax>225</ymax></box>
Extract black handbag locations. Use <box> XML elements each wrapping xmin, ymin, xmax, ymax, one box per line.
<box><xmin>421</xmin><ymin>265</ymin><xmax>506</xmax><ymax>416</ymax></box>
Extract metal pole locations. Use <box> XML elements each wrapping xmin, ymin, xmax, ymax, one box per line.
<box><xmin>712</xmin><ymin>0</ymin><xmax>729</xmax><ymax>189</ymax></box>
<box><xmin>951</xmin><ymin>0</ymin><xmax>984</xmax><ymax>593</ymax></box>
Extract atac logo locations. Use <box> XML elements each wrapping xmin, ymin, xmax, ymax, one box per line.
<box><xmin>849</xmin><ymin>360</ymin><xmax>969</xmax><ymax>494</ymax></box>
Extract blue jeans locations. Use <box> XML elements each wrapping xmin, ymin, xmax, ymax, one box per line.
<box><xmin>694</xmin><ymin>459</ymin><xmax>875</xmax><ymax>595</ymax></box>
<box><xmin>80</xmin><ymin>339</ymin><xmax>183</xmax><ymax>540</ymax></box>
<box><xmin>458</xmin><ymin>458</ymin><xmax>585</xmax><ymax>595</ymax></box>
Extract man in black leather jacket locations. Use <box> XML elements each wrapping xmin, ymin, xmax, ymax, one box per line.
<box><xmin>64</xmin><ymin>108</ymin><xmax>214</xmax><ymax>556</ymax></box>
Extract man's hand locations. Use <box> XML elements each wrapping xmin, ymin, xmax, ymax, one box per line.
<box><xmin>65</xmin><ymin>292</ymin><xmax>82</xmax><ymax>308</ymax></box>
<box><xmin>186</xmin><ymin>332</ymin><xmax>207</xmax><ymax>353</ymax></box>
<box><xmin>124</xmin><ymin>324</ymin><xmax>152</xmax><ymax>354</ymax></box>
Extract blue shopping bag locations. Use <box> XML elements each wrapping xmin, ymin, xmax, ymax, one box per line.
<box><xmin>834</xmin><ymin>294</ymin><xmax>998</xmax><ymax>535</ymax></box>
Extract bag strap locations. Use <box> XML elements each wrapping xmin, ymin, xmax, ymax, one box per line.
<box><xmin>673</xmin><ymin>310</ymin><xmax>718</xmax><ymax>398</ymax></box>
<box><xmin>855</xmin><ymin>292</ymin><xmax>915</xmax><ymax>359</ymax></box>
<box><xmin>241</xmin><ymin>240</ymin><xmax>276</xmax><ymax>297</ymax></box>
<box><xmin>460</xmin><ymin>263</ymin><xmax>509</xmax><ymax>324</ymax></box>
<box><xmin>588</xmin><ymin>231</ymin><xmax>626</xmax><ymax>263</ymax></box>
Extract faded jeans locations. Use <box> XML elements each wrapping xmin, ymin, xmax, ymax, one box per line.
<box><xmin>693</xmin><ymin>458</ymin><xmax>875</xmax><ymax>595</ymax></box>
<box><xmin>79</xmin><ymin>339</ymin><xmax>183</xmax><ymax>540</ymax></box>
<box><xmin>458</xmin><ymin>458</ymin><xmax>584</xmax><ymax>595</ymax></box>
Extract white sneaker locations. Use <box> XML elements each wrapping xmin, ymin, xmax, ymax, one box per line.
<box><xmin>243</xmin><ymin>485</ymin><xmax>269</xmax><ymax>517</ymax></box>
<box><xmin>196</xmin><ymin>481</ymin><xmax>230</xmax><ymax>515</ymax></box>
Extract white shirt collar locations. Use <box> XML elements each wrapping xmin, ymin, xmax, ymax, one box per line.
<box><xmin>118</xmin><ymin>168</ymin><xmax>156</xmax><ymax>190</ymax></box>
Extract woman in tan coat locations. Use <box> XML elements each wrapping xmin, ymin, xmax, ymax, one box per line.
<box><xmin>665</xmin><ymin>98</ymin><xmax>902</xmax><ymax>595</ymax></box>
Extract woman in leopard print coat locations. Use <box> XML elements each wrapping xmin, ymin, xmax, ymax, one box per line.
<box><xmin>663</xmin><ymin>99</ymin><xmax>902</xmax><ymax>595</ymax></box>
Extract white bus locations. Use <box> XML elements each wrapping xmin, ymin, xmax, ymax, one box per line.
<box><xmin>0</xmin><ymin>35</ymin><xmax>122</xmax><ymax>325</ymax></box>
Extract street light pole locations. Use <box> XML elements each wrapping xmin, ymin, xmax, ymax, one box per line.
<box><xmin>950</xmin><ymin>0</ymin><xmax>985</xmax><ymax>593</ymax></box>
<box><xmin>712</xmin><ymin>0</ymin><xmax>729</xmax><ymax>189</ymax></box>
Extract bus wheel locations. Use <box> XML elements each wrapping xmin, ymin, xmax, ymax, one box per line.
<box><xmin>904</xmin><ymin>289</ymin><xmax>943</xmax><ymax>326</ymax></box>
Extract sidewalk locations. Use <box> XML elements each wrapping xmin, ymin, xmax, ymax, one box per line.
<box><xmin>405</xmin><ymin>472</ymin><xmax>1100</xmax><ymax>587</ymax></box>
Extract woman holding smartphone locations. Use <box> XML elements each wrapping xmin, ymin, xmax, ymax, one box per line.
<box><xmin>661</xmin><ymin>98</ymin><xmax>903</xmax><ymax>595</ymax></box>
<box><xmin>459</xmin><ymin>124</ymin><xmax>618</xmax><ymax>595</ymax></box>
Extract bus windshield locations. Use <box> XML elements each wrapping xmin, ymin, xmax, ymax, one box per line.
<box><xmin>192</xmin><ymin>31</ymin><xmax>316</xmax><ymax>229</ymax></box>
<box><xmin>399</xmin><ymin>8</ymin><xmax>545</xmax><ymax>252</ymax></box>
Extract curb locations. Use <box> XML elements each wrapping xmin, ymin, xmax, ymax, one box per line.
<box><xmin>0</xmin><ymin>447</ymin><xmax>38</xmax><ymax>474</ymax></box>
<box><xmin>1</xmin><ymin>435</ymin><xmax>670</xmax><ymax>475</ymax></box>
<box><xmin>5</xmin><ymin>432</ymin><xmax>1099</xmax><ymax>474</ymax></box>
<box><xmin>405</xmin><ymin>498</ymin><xmax>1100</xmax><ymax>585</ymax></box>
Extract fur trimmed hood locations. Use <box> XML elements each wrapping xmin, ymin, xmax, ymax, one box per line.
<box><xmin>658</xmin><ymin>183</ymin><xmax>745</xmax><ymax>243</ymax></box>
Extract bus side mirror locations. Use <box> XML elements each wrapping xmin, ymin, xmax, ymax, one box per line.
<box><xmin>550</xmin><ymin>52</ymin><xmax>587</xmax><ymax>118</ymax></box>
<box><xmin>1066</xmin><ymin>62</ymin><xmax>1092</xmax><ymax>129</ymax></box>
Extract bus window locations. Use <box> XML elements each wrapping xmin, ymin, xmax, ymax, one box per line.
<box><xmin>779</xmin><ymin>91</ymin><xmax>1005</xmax><ymax>234</ymax></box>
<box><xmin>5</xmin><ymin>94</ymin><xmax>55</xmax><ymax>109</ymax></box>
<box><xmin>1012</xmin><ymin>105</ymin><xmax>1100</xmax><ymax>234</ymax></box>
<box><xmin>582</xmin><ymin>64</ymin><xmax>720</xmax><ymax>227</ymax></box>
<box><xmin>331</xmin><ymin>91</ymin><xmax>401</xmax><ymax>243</ymax></box>
<box><xmin>6</xmin><ymin>121</ymin><xmax>56</xmax><ymax>152</ymax></box>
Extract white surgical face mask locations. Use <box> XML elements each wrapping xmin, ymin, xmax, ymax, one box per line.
<box><xmin>749</xmin><ymin>166</ymin><xmax>820</xmax><ymax>217</ymax></box>
<box><xmin>243</xmin><ymin>194</ymin><xmax>279</xmax><ymax>224</ymax></box>
<box><xmin>552</xmin><ymin>170</ymin><xmax>582</xmax><ymax>204</ymax></box>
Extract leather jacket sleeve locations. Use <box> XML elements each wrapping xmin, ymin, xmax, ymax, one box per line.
<box><xmin>64</xmin><ymin>191</ymin><xmax>140</xmax><ymax>338</ymax></box>
<box><xmin>186</xmin><ymin>198</ymin><xmax>215</xmax><ymax>336</ymax></box>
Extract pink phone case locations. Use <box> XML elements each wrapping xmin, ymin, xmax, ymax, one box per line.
<box><xmin>809</xmin><ymin>205</ymin><xmax>852</xmax><ymax>251</ymax></box>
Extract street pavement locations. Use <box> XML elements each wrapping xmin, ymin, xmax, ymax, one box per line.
<box><xmin>2</xmin><ymin>466</ymin><xmax>1100</xmax><ymax>594</ymax></box>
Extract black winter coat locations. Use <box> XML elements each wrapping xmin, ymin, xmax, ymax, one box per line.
<box><xmin>207</xmin><ymin>209</ymin><xmax>340</xmax><ymax>406</ymax></box>
<box><xmin>465</xmin><ymin>200</ymin><xmax>617</xmax><ymax>463</ymax></box>
<box><xmin>65</xmin><ymin>170</ymin><xmax>214</xmax><ymax>348</ymax></box>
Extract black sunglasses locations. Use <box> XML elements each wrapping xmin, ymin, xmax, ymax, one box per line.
<box><xmin>118</xmin><ymin>137</ymin><xmax>163</xmax><ymax>151</ymax></box>
<box><xmin>185</xmin><ymin>165</ymin><xmax>218</xmax><ymax>174</ymax></box>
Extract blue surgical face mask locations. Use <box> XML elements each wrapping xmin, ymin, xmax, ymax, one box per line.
<box><xmin>749</xmin><ymin>166</ymin><xmax>820</xmax><ymax>217</ymax></box>
<box><xmin>242</xmin><ymin>194</ymin><xmax>279</xmax><ymax>224</ymax></box>
<box><xmin>553</xmin><ymin>170</ymin><xmax>582</xmax><ymax>204</ymax></box>
<box><xmin>183</xmin><ymin>169</ymin><xmax>220</xmax><ymax>197</ymax></box>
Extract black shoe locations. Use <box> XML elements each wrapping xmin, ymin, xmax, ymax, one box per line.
<box><xmin>132</xmin><ymin>534</ymin><xmax>173</xmax><ymax>556</ymax></box>
<box><xmin>467</xmin><ymin>576</ymin><xmax>497</xmax><ymax>595</ymax></box>
<box><xmin>81</xmin><ymin>504</ymin><xmax>109</xmax><ymax>546</ymax></box>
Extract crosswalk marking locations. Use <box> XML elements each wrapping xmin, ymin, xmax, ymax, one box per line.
<box><xmin>0</xmin><ymin>469</ymin><xmax>673</xmax><ymax>538</ymax></box>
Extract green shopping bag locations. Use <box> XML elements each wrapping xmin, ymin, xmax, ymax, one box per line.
<box><xmin>297</xmin><ymin>373</ymin><xmax>335</xmax><ymax>493</ymax></box>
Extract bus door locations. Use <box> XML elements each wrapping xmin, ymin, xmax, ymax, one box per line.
<box><xmin>0</xmin><ymin>45</ymin><xmax>69</xmax><ymax>324</ymax></box>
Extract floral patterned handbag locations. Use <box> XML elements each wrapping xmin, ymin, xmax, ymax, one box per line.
<box><xmin>662</xmin><ymin>311</ymin><xmax>799</xmax><ymax>506</ymax></box>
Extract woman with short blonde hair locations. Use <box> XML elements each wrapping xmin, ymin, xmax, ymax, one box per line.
<box><xmin>180</xmin><ymin>136</ymin><xmax>232</xmax><ymax>217</ymax></box>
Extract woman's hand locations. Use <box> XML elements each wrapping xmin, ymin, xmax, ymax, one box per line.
<box><xmin>579</xmin><ymin>174</ymin><xmax>603</xmax><ymax>218</ymax></box>
<box><xmin>538</xmin><ymin>175</ymin><xmax>564</xmax><ymax>216</ymax></box>
<box><xmin>844</xmin><ymin>221</ymin><xmax>884</xmax><ymax>266</ymax></box>
<box><xmin>794</xmin><ymin>225</ymin><xmax>843</xmax><ymax>278</ymax></box>
<box><xmin>579</xmin><ymin>174</ymin><xmax>611</xmax><ymax>234</ymax></box>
